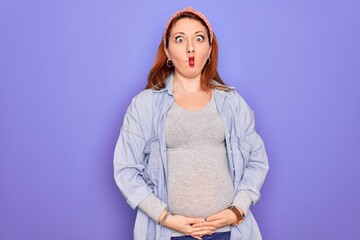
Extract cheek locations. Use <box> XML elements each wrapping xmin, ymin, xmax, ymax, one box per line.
<box><xmin>198</xmin><ymin>48</ymin><xmax>210</xmax><ymax>61</ymax></box>
<box><xmin>168</xmin><ymin>45</ymin><xmax>185</xmax><ymax>60</ymax></box>
<box><xmin>197</xmin><ymin>44</ymin><xmax>210</xmax><ymax>55</ymax></box>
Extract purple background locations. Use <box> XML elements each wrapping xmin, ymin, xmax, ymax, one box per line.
<box><xmin>1</xmin><ymin>0</ymin><xmax>359</xmax><ymax>239</ymax></box>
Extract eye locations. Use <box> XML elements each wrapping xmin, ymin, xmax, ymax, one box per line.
<box><xmin>175</xmin><ymin>36</ymin><xmax>184</xmax><ymax>43</ymax></box>
<box><xmin>196</xmin><ymin>35</ymin><xmax>205</xmax><ymax>42</ymax></box>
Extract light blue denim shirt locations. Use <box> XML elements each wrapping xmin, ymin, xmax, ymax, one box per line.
<box><xmin>114</xmin><ymin>73</ymin><xmax>269</xmax><ymax>240</ymax></box>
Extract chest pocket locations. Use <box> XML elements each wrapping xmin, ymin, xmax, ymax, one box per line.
<box><xmin>142</xmin><ymin>134</ymin><xmax>160</xmax><ymax>187</ymax></box>
<box><xmin>230</xmin><ymin>134</ymin><xmax>252</xmax><ymax>181</ymax></box>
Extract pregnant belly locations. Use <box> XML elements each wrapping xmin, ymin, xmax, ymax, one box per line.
<box><xmin>167</xmin><ymin>148</ymin><xmax>234</xmax><ymax>218</ymax></box>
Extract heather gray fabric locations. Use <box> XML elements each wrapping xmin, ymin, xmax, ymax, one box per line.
<box><xmin>166</xmin><ymin>92</ymin><xmax>232</xmax><ymax>236</ymax></box>
<box><xmin>138</xmin><ymin>193</ymin><xmax>167</xmax><ymax>224</ymax></box>
<box><xmin>138</xmin><ymin>90</ymin><xmax>252</xmax><ymax>237</ymax></box>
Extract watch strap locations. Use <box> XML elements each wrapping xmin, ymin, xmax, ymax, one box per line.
<box><xmin>228</xmin><ymin>206</ymin><xmax>245</xmax><ymax>226</ymax></box>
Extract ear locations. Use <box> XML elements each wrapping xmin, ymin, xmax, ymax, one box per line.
<box><xmin>164</xmin><ymin>48</ymin><xmax>171</xmax><ymax>60</ymax></box>
<box><xmin>208</xmin><ymin>45</ymin><xmax>212</xmax><ymax>58</ymax></box>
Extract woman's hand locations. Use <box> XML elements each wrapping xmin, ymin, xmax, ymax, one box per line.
<box><xmin>191</xmin><ymin>208</ymin><xmax>239</xmax><ymax>233</ymax></box>
<box><xmin>163</xmin><ymin>214</ymin><xmax>216</xmax><ymax>240</ymax></box>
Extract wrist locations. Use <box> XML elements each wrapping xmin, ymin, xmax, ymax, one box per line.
<box><xmin>158</xmin><ymin>209</ymin><xmax>168</xmax><ymax>224</ymax></box>
<box><xmin>228</xmin><ymin>206</ymin><xmax>245</xmax><ymax>227</ymax></box>
<box><xmin>158</xmin><ymin>209</ymin><xmax>172</xmax><ymax>226</ymax></box>
<box><xmin>162</xmin><ymin>213</ymin><xmax>174</xmax><ymax>228</ymax></box>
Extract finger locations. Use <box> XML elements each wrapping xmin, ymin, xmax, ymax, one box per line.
<box><xmin>192</xmin><ymin>229</ymin><xmax>215</xmax><ymax>235</ymax></box>
<box><xmin>196</xmin><ymin>219</ymin><xmax>224</xmax><ymax>229</ymax></box>
<box><xmin>191</xmin><ymin>222</ymin><xmax>216</xmax><ymax>228</ymax></box>
<box><xmin>188</xmin><ymin>217</ymin><xmax>205</xmax><ymax>224</ymax></box>
<box><xmin>192</xmin><ymin>217</ymin><xmax>221</xmax><ymax>227</ymax></box>
<box><xmin>191</xmin><ymin>235</ymin><xmax>202</xmax><ymax>240</ymax></box>
<box><xmin>191</xmin><ymin>230</ymin><xmax>215</xmax><ymax>237</ymax></box>
<box><xmin>206</xmin><ymin>213</ymin><xmax>221</xmax><ymax>222</ymax></box>
<box><xmin>190</xmin><ymin>222</ymin><xmax>206</xmax><ymax>228</ymax></box>
<box><xmin>191</xmin><ymin>226</ymin><xmax>217</xmax><ymax>232</ymax></box>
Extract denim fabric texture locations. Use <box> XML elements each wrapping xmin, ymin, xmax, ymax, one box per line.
<box><xmin>171</xmin><ymin>231</ymin><xmax>231</xmax><ymax>240</ymax></box>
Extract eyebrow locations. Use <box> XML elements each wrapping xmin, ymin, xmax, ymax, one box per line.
<box><xmin>172</xmin><ymin>31</ymin><xmax>206</xmax><ymax>37</ymax></box>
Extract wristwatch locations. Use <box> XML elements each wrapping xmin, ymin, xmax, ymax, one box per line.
<box><xmin>228</xmin><ymin>206</ymin><xmax>245</xmax><ymax>226</ymax></box>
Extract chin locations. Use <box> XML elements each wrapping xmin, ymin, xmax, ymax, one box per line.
<box><xmin>175</xmin><ymin>67</ymin><xmax>202</xmax><ymax>79</ymax></box>
<box><xmin>185</xmin><ymin>71</ymin><xmax>201</xmax><ymax>78</ymax></box>
<box><xmin>186</xmin><ymin>67</ymin><xmax>202</xmax><ymax>76</ymax></box>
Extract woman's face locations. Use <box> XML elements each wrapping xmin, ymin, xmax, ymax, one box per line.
<box><xmin>165</xmin><ymin>18</ymin><xmax>212</xmax><ymax>79</ymax></box>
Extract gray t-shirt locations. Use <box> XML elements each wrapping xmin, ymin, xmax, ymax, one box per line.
<box><xmin>138</xmin><ymin>91</ymin><xmax>252</xmax><ymax>236</ymax></box>
<box><xmin>165</xmin><ymin>92</ymin><xmax>232</xmax><ymax>235</ymax></box>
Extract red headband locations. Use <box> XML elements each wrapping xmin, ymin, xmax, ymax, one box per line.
<box><xmin>163</xmin><ymin>6</ymin><xmax>214</xmax><ymax>48</ymax></box>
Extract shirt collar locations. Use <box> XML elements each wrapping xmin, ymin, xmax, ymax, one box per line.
<box><xmin>153</xmin><ymin>73</ymin><xmax>174</xmax><ymax>95</ymax></box>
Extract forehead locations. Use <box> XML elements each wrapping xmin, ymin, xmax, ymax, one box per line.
<box><xmin>170</xmin><ymin>18</ymin><xmax>207</xmax><ymax>34</ymax></box>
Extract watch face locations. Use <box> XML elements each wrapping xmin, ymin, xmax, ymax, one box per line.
<box><xmin>231</xmin><ymin>220</ymin><xmax>241</xmax><ymax>227</ymax></box>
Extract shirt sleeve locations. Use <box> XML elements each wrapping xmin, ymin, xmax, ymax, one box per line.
<box><xmin>234</xmin><ymin>91</ymin><xmax>269</xmax><ymax>206</ymax></box>
<box><xmin>138</xmin><ymin>193</ymin><xmax>167</xmax><ymax>222</ymax></box>
<box><xmin>113</xmin><ymin>93</ymin><xmax>155</xmax><ymax>209</ymax></box>
<box><xmin>231</xmin><ymin>190</ymin><xmax>252</xmax><ymax>216</ymax></box>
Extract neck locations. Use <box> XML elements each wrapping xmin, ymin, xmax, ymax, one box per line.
<box><xmin>173</xmin><ymin>72</ymin><xmax>202</xmax><ymax>93</ymax></box>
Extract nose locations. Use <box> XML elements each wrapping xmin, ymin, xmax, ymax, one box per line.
<box><xmin>187</xmin><ymin>42</ymin><xmax>195</xmax><ymax>54</ymax></box>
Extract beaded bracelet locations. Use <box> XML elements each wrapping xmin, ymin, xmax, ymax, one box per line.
<box><xmin>160</xmin><ymin>211</ymin><xmax>171</xmax><ymax>226</ymax></box>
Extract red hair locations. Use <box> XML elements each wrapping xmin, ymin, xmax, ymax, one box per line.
<box><xmin>145</xmin><ymin>12</ymin><xmax>230</xmax><ymax>91</ymax></box>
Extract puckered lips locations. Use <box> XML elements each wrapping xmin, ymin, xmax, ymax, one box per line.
<box><xmin>188</xmin><ymin>57</ymin><xmax>195</xmax><ymax>67</ymax></box>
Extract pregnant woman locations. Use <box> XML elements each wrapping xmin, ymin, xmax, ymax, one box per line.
<box><xmin>113</xmin><ymin>6</ymin><xmax>269</xmax><ymax>240</ymax></box>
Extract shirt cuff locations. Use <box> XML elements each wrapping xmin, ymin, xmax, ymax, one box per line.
<box><xmin>138</xmin><ymin>193</ymin><xmax>167</xmax><ymax>222</ymax></box>
<box><xmin>231</xmin><ymin>190</ymin><xmax>252</xmax><ymax>216</ymax></box>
